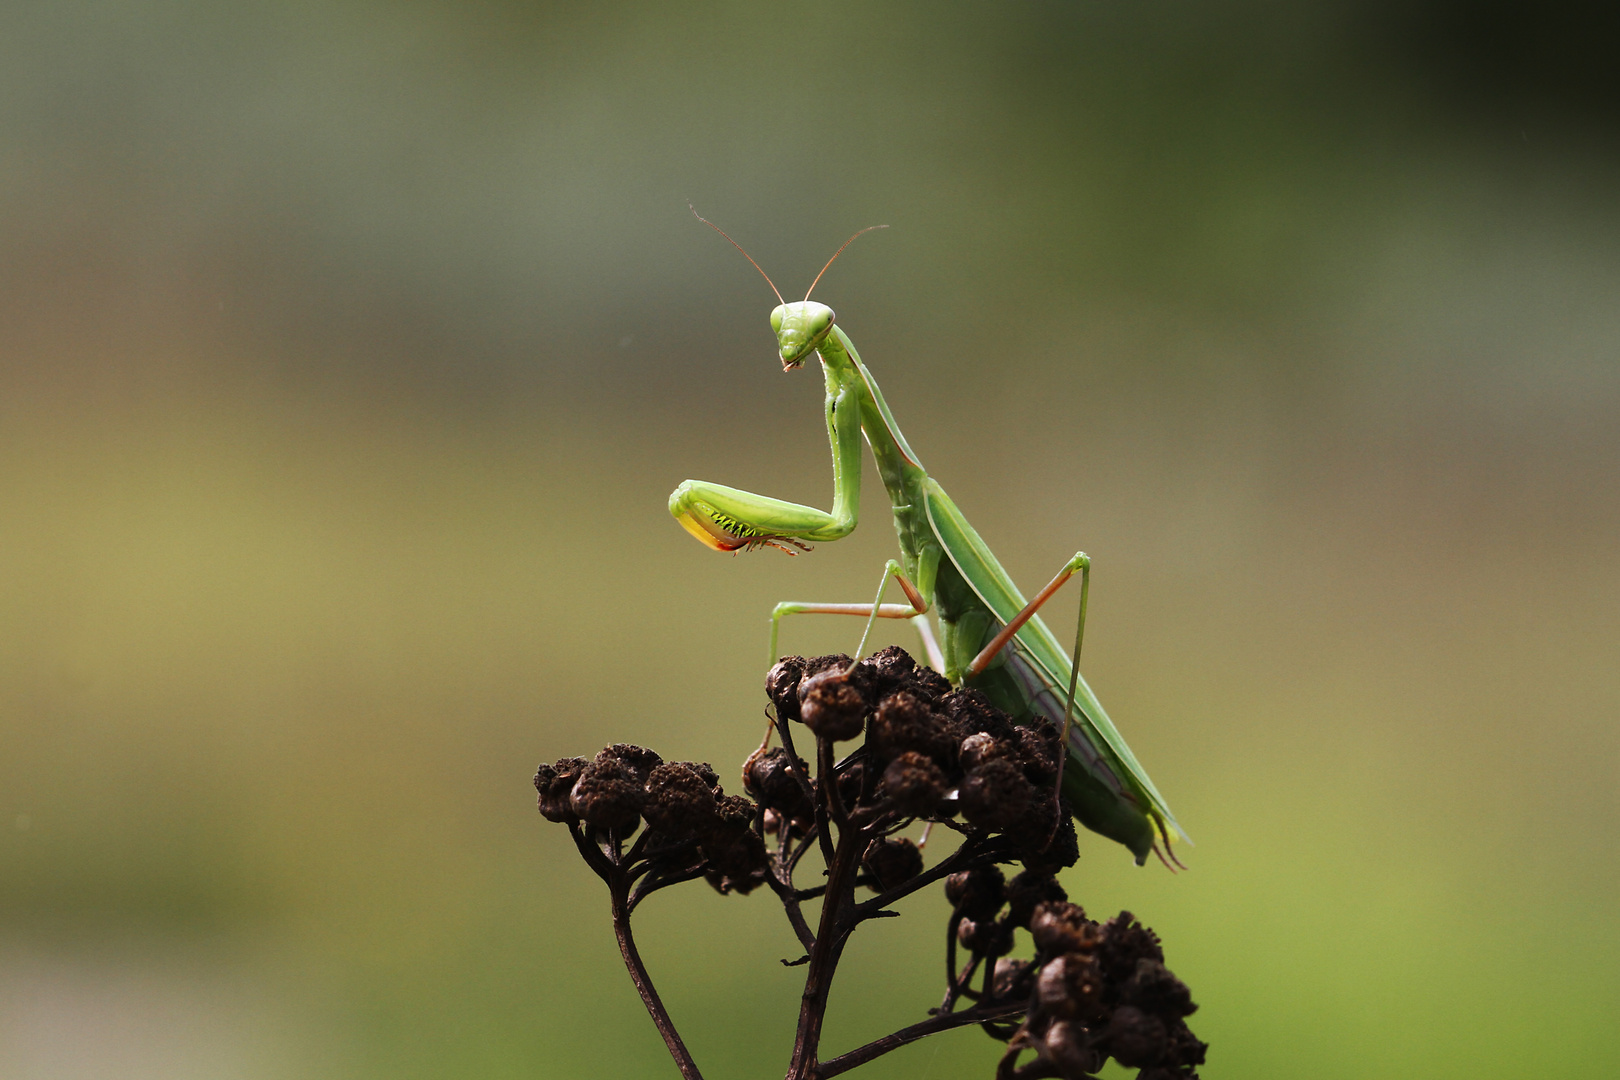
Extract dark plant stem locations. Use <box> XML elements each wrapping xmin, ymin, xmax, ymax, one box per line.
<box><xmin>819</xmin><ymin>737</ymin><xmax>850</xmax><ymax>826</ymax></box>
<box><xmin>610</xmin><ymin>877</ymin><xmax>704</xmax><ymax>1080</ymax></box>
<box><xmin>786</xmin><ymin>811</ymin><xmax>867</xmax><ymax>1080</ymax></box>
<box><xmin>816</xmin><ymin>1002</ymin><xmax>1029</xmax><ymax>1079</ymax></box>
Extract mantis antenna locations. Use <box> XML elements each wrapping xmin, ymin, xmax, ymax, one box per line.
<box><xmin>805</xmin><ymin>225</ymin><xmax>889</xmax><ymax>301</ymax></box>
<box><xmin>689</xmin><ymin>204</ymin><xmax>784</xmax><ymax>305</ymax></box>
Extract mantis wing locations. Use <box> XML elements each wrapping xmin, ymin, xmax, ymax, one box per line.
<box><xmin>835</xmin><ymin>333</ymin><xmax>1187</xmax><ymax>851</ymax></box>
<box><xmin>921</xmin><ymin>479</ymin><xmax>1189</xmax><ymax>847</ymax></box>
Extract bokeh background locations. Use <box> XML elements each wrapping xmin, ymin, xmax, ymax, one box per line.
<box><xmin>1</xmin><ymin>2</ymin><xmax>1616</xmax><ymax>1077</ymax></box>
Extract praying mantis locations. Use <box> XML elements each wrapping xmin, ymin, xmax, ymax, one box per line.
<box><xmin>668</xmin><ymin>215</ymin><xmax>1187</xmax><ymax>866</ymax></box>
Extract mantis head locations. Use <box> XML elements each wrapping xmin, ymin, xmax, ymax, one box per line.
<box><xmin>771</xmin><ymin>301</ymin><xmax>836</xmax><ymax>370</ymax></box>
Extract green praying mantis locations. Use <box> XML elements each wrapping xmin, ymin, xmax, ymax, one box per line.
<box><xmin>668</xmin><ymin>215</ymin><xmax>1187</xmax><ymax>867</ymax></box>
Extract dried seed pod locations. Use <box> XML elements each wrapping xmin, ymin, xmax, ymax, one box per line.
<box><xmin>1002</xmin><ymin>791</ymin><xmax>1062</xmax><ymax>851</ymax></box>
<box><xmin>766</xmin><ymin>655</ymin><xmax>807</xmax><ymax>723</ymax></box>
<box><xmin>944</xmin><ymin>866</ymin><xmax>1005</xmax><ymax>921</ymax></box>
<box><xmin>699</xmin><ymin>794</ymin><xmax>769</xmax><ymax>893</ymax></box>
<box><xmin>712</xmin><ymin>793</ymin><xmax>756</xmax><ymax>830</ymax></box>
<box><xmin>1013</xmin><ymin>722</ymin><xmax>1061</xmax><ymax>784</ymax></box>
<box><xmin>903</xmin><ymin>663</ymin><xmax>952</xmax><ymax>701</ymax></box>
<box><xmin>798</xmin><ymin>668</ymin><xmax>868</xmax><ymax>742</ymax></box>
<box><xmin>1004</xmin><ymin>869</ymin><xmax>1067</xmax><ymax>929</ymax></box>
<box><xmin>956</xmin><ymin>916</ymin><xmax>1014</xmax><ymax>958</ymax></box>
<box><xmin>1036</xmin><ymin>952</ymin><xmax>1104</xmax><ymax>1020</ymax></box>
<box><xmin>880</xmin><ymin>751</ymin><xmax>948</xmax><ymax>816</ymax></box>
<box><xmin>570</xmin><ymin>757</ymin><xmax>644</xmax><ymax>832</ymax></box>
<box><xmin>742</xmin><ymin>746</ymin><xmax>812</xmax><ymax>819</ymax></box>
<box><xmin>686</xmin><ymin>760</ymin><xmax>722</xmax><ymax>793</ymax></box>
<box><xmin>1042</xmin><ymin>1019</ymin><xmax>1103</xmax><ymax>1079</ymax></box>
<box><xmin>991</xmin><ymin>957</ymin><xmax>1032</xmax><ymax>1001</ymax></box>
<box><xmin>860</xmin><ymin>644</ymin><xmax>916</xmax><ymax>694</ymax></box>
<box><xmin>1122</xmin><ymin>958</ymin><xmax>1197</xmax><ymax>1018</ymax></box>
<box><xmin>941</xmin><ymin>687</ymin><xmax>1016</xmax><ymax>742</ymax></box>
<box><xmin>862</xmin><ymin>836</ymin><xmax>924</xmax><ymax>891</ymax></box>
<box><xmin>534</xmin><ymin>756</ymin><xmax>588</xmax><ymax>823</ymax></box>
<box><xmin>835</xmin><ymin>758</ymin><xmax>868</xmax><ymax>810</ymax></box>
<box><xmin>1107</xmin><ymin>1005</ymin><xmax>1169</xmax><ymax>1068</ymax></box>
<box><xmin>1030</xmin><ymin>901</ymin><xmax>1097</xmax><ymax>956</ymax></box>
<box><xmin>1163</xmin><ymin>1021</ymin><xmax>1209</xmax><ymax>1069</ymax></box>
<box><xmin>701</xmin><ymin>828</ymin><xmax>769</xmax><ymax>881</ymax></box>
<box><xmin>1098</xmin><ymin>911</ymin><xmax>1166</xmax><ymax>983</ymax></box>
<box><xmin>641</xmin><ymin>761</ymin><xmax>720</xmax><ymax>838</ymax></box>
<box><xmin>1019</xmin><ymin>808</ymin><xmax>1081</xmax><ymax>873</ymax></box>
<box><xmin>871</xmin><ymin>691</ymin><xmax>956</xmax><ymax>767</ymax></box>
<box><xmin>598</xmin><ymin>743</ymin><xmax>662</xmax><ymax>781</ymax></box>
<box><xmin>958</xmin><ymin>731</ymin><xmax>1005</xmax><ymax>772</ymax></box>
<box><xmin>959</xmin><ymin>758</ymin><xmax>1035</xmax><ymax>831</ymax></box>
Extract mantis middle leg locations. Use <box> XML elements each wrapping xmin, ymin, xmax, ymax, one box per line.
<box><xmin>769</xmin><ymin>560</ymin><xmax>943</xmax><ymax>670</ymax></box>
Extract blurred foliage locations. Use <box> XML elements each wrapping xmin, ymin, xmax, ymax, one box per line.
<box><xmin>0</xmin><ymin>2</ymin><xmax>1616</xmax><ymax>1078</ymax></box>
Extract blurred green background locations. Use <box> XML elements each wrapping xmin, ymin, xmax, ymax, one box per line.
<box><xmin>1</xmin><ymin>2</ymin><xmax>1616</xmax><ymax>1077</ymax></box>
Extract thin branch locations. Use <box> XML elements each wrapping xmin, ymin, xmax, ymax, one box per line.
<box><xmin>567</xmin><ymin>822</ymin><xmax>617</xmax><ymax>880</ymax></box>
<box><xmin>949</xmin><ymin>954</ymin><xmax>985</xmax><ymax>1006</ymax></box>
<box><xmin>815</xmin><ymin>1002</ymin><xmax>1028</xmax><ymax>1078</ymax></box>
<box><xmin>766</xmin><ymin>864</ymin><xmax>817</xmax><ymax>952</ymax></box>
<box><xmin>772</xmin><ymin>709</ymin><xmax>818</xmax><ymax>810</ymax></box>
<box><xmin>851</xmin><ymin>834</ymin><xmax>1013</xmax><ymax>922</ymax></box>
<box><xmin>789</xmin><ymin>829</ymin><xmax>820</xmax><ymax>874</ymax></box>
<box><xmin>628</xmin><ymin>864</ymin><xmax>710</xmax><ymax>914</ymax></box>
<box><xmin>610</xmin><ymin>879</ymin><xmax>704</xmax><ymax>1080</ymax></box>
<box><xmin>625</xmin><ymin>824</ymin><xmax>654</xmax><ymax>864</ymax></box>
<box><xmin>943</xmin><ymin>911</ymin><xmax>963</xmax><ymax>1009</ymax></box>
<box><xmin>802</xmin><ymin>737</ymin><xmax>840</xmax><ymax>871</ymax></box>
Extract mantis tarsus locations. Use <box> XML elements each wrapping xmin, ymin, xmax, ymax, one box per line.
<box><xmin>668</xmin><ymin>216</ymin><xmax>1187</xmax><ymax>866</ymax></box>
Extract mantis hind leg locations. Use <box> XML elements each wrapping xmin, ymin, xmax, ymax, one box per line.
<box><xmin>768</xmin><ymin>560</ymin><xmax>933</xmax><ymax>667</ymax></box>
<box><xmin>963</xmin><ymin>553</ymin><xmax>1092</xmax><ymax>830</ymax></box>
<box><xmin>964</xmin><ymin>553</ymin><xmax>1091</xmax><ymax>679</ymax></box>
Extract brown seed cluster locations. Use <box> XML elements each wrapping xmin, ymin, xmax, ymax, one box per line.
<box><xmin>532</xmin><ymin>646</ymin><xmax>1207</xmax><ymax>1079</ymax></box>
<box><xmin>533</xmin><ymin>743</ymin><xmax>770</xmax><ymax>894</ymax></box>
<box><xmin>947</xmin><ymin>864</ymin><xmax>1069</xmax><ymax>972</ymax></box>
<box><xmin>764</xmin><ymin>646</ymin><xmax>1079</xmax><ymax>868</ymax></box>
<box><xmin>1003</xmin><ymin>900</ymin><xmax>1206</xmax><ymax>1079</ymax></box>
